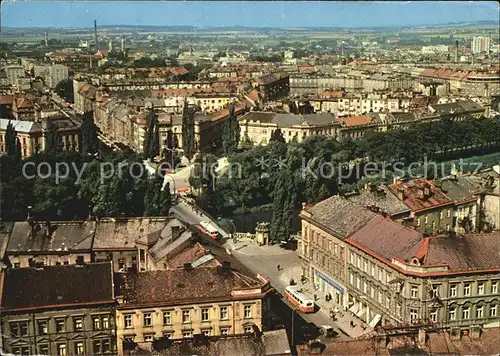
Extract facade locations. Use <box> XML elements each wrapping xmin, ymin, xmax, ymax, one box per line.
<box><xmin>0</xmin><ymin>119</ymin><xmax>43</xmax><ymax>158</ymax></box>
<box><xmin>47</xmin><ymin>64</ymin><xmax>69</xmax><ymax>88</ymax></box>
<box><xmin>388</xmin><ymin>178</ymin><xmax>455</xmax><ymax>234</ymax></box>
<box><xmin>471</xmin><ymin>36</ymin><xmax>491</xmax><ymax>54</ymax></box>
<box><xmin>0</xmin><ymin>263</ymin><xmax>117</xmax><ymax>355</ymax></box>
<box><xmin>238</xmin><ymin>111</ymin><xmax>338</xmax><ymax>146</ymax></box>
<box><xmin>4</xmin><ymin>66</ymin><xmax>24</xmax><ymax>87</ymax></box>
<box><xmin>116</xmin><ymin>266</ymin><xmax>272</xmax><ymax>354</ymax></box>
<box><xmin>254</xmin><ymin>73</ymin><xmax>290</xmax><ymax>101</ymax></box>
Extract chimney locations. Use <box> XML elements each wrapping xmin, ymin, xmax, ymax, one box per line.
<box><xmin>418</xmin><ymin>328</ymin><xmax>427</xmax><ymax>346</ymax></box>
<box><xmin>171</xmin><ymin>225</ymin><xmax>181</xmax><ymax>240</ymax></box>
<box><xmin>183</xmin><ymin>263</ymin><xmax>193</xmax><ymax>271</ymax></box>
<box><xmin>423</xmin><ymin>186</ymin><xmax>430</xmax><ymax>199</ymax></box>
<box><xmin>455</xmin><ymin>40</ymin><xmax>459</xmax><ymax>64</ymax></box>
<box><xmin>94</xmin><ymin>20</ymin><xmax>98</xmax><ymax>49</ymax></box>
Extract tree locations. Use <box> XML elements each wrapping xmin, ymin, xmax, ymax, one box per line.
<box><xmin>144</xmin><ymin>174</ymin><xmax>171</xmax><ymax>216</ymax></box>
<box><xmin>44</xmin><ymin>120</ymin><xmax>59</xmax><ymax>155</ymax></box>
<box><xmin>222</xmin><ymin>103</ymin><xmax>240</xmax><ymax>155</ymax></box>
<box><xmin>80</xmin><ymin>113</ymin><xmax>99</xmax><ymax>155</ymax></box>
<box><xmin>55</xmin><ymin>79</ymin><xmax>74</xmax><ymax>103</ymax></box>
<box><xmin>143</xmin><ymin>108</ymin><xmax>158</xmax><ymax>160</ymax></box>
<box><xmin>5</xmin><ymin>121</ymin><xmax>20</xmax><ymax>158</ymax></box>
<box><xmin>182</xmin><ymin>101</ymin><xmax>195</xmax><ymax>161</ymax></box>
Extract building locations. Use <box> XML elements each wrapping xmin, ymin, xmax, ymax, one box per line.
<box><xmin>1</xmin><ymin>217</ymin><xmax>194</xmax><ymax>273</ymax></box>
<box><xmin>0</xmin><ymin>119</ymin><xmax>43</xmax><ymax>158</ymax></box>
<box><xmin>298</xmin><ymin>197</ymin><xmax>500</xmax><ymax>330</ymax></box>
<box><xmin>116</xmin><ymin>265</ymin><xmax>272</xmax><ymax>354</ymax></box>
<box><xmin>12</xmin><ymin>94</ymin><xmax>36</xmax><ymax>121</ymax></box>
<box><xmin>0</xmin><ymin>263</ymin><xmax>117</xmax><ymax>355</ymax></box>
<box><xmin>138</xmin><ymin>329</ymin><xmax>291</xmax><ymax>356</ymax></box>
<box><xmin>297</xmin><ymin>325</ymin><xmax>500</xmax><ymax>355</ymax></box>
<box><xmin>471</xmin><ymin>36</ymin><xmax>491</xmax><ymax>55</ymax></box>
<box><xmin>47</xmin><ymin>64</ymin><xmax>69</xmax><ymax>88</ymax></box>
<box><xmin>4</xmin><ymin>66</ymin><xmax>24</xmax><ymax>87</ymax></box>
<box><xmin>388</xmin><ymin>178</ymin><xmax>455</xmax><ymax>233</ymax></box>
<box><xmin>238</xmin><ymin>112</ymin><xmax>338</xmax><ymax>146</ymax></box>
<box><xmin>254</xmin><ymin>73</ymin><xmax>290</xmax><ymax>102</ymax></box>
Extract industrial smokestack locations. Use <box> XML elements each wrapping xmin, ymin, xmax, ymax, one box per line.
<box><xmin>94</xmin><ymin>20</ymin><xmax>98</xmax><ymax>49</ymax></box>
<box><xmin>455</xmin><ymin>40</ymin><xmax>459</xmax><ymax>64</ymax></box>
<box><xmin>121</xmin><ymin>34</ymin><xmax>125</xmax><ymax>52</ymax></box>
<box><xmin>44</xmin><ymin>31</ymin><xmax>48</xmax><ymax>47</ymax></box>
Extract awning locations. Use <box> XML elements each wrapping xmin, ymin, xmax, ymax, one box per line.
<box><xmin>349</xmin><ymin>303</ymin><xmax>359</xmax><ymax>315</ymax></box>
<box><xmin>356</xmin><ymin>305</ymin><xmax>366</xmax><ymax>318</ymax></box>
<box><xmin>369</xmin><ymin>314</ymin><xmax>382</xmax><ymax>328</ymax></box>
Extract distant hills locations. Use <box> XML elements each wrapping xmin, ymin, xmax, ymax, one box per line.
<box><xmin>2</xmin><ymin>20</ymin><xmax>498</xmax><ymax>34</ymax></box>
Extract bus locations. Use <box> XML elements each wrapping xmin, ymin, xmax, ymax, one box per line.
<box><xmin>285</xmin><ymin>285</ymin><xmax>315</xmax><ymax>313</ymax></box>
<box><xmin>200</xmin><ymin>221</ymin><xmax>220</xmax><ymax>240</ymax></box>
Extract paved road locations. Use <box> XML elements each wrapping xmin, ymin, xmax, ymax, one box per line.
<box><xmin>229</xmin><ymin>243</ymin><xmax>349</xmax><ymax>340</ymax></box>
<box><xmin>163</xmin><ymin>166</ymin><xmax>192</xmax><ymax>193</ymax></box>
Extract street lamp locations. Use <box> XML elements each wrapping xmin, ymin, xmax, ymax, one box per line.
<box><xmin>291</xmin><ymin>305</ymin><xmax>300</xmax><ymax>346</ymax></box>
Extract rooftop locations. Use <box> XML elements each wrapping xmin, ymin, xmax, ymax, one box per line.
<box><xmin>303</xmin><ymin>195</ymin><xmax>377</xmax><ymax>238</ymax></box>
<box><xmin>388</xmin><ymin>178</ymin><xmax>453</xmax><ymax>212</ymax></box>
<box><xmin>239</xmin><ymin>111</ymin><xmax>336</xmax><ymax>127</ymax></box>
<box><xmin>120</xmin><ymin>266</ymin><xmax>268</xmax><ymax>307</ymax></box>
<box><xmin>344</xmin><ymin>185</ymin><xmax>411</xmax><ymax>217</ymax></box>
<box><xmin>0</xmin><ymin>262</ymin><xmax>114</xmax><ymax>312</ymax></box>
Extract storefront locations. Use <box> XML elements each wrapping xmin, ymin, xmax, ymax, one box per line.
<box><xmin>313</xmin><ymin>268</ymin><xmax>346</xmax><ymax>307</ymax></box>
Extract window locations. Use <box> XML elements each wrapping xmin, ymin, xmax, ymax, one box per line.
<box><xmin>364</xmin><ymin>260</ymin><xmax>368</xmax><ymax>273</ymax></box>
<box><xmin>75</xmin><ymin>342</ymin><xmax>84</xmax><ymax>355</ymax></box>
<box><xmin>163</xmin><ymin>311</ymin><xmax>171</xmax><ymax>325</ymax></box>
<box><xmin>143</xmin><ymin>313</ymin><xmax>152</xmax><ymax>326</ymax></box>
<box><xmin>220</xmin><ymin>328</ymin><xmax>229</xmax><ymax>336</ymax></box>
<box><xmin>350</xmin><ymin>252</ymin><xmax>355</xmax><ymax>265</ymax></box>
<box><xmin>430</xmin><ymin>310</ymin><xmax>438</xmax><ymax>323</ymax></box>
<box><xmin>202</xmin><ymin>329</ymin><xmax>211</xmax><ymax>337</ymax></box>
<box><xmin>396</xmin><ymin>304</ymin><xmax>402</xmax><ymax>318</ymax></box>
<box><xmin>74</xmin><ymin>318</ymin><xmax>83</xmax><ymax>331</ymax></box>
<box><xmin>450</xmin><ymin>284</ymin><xmax>457</xmax><ymax>297</ymax></box>
<box><xmin>201</xmin><ymin>308</ymin><xmax>210</xmax><ymax>322</ymax></box>
<box><xmin>410</xmin><ymin>309</ymin><xmax>418</xmax><ymax>322</ymax></box>
<box><xmin>431</xmin><ymin>221</ymin><xmax>436</xmax><ymax>230</ymax></box>
<box><xmin>93</xmin><ymin>340</ymin><xmax>101</xmax><ymax>354</ymax></box>
<box><xmin>144</xmin><ymin>335</ymin><xmax>154</xmax><ymax>342</ymax></box>
<box><xmin>446</xmin><ymin>224</ymin><xmax>450</xmax><ymax>231</ymax></box>
<box><xmin>183</xmin><ymin>331</ymin><xmax>192</xmax><ymax>338</ymax></box>
<box><xmin>490</xmin><ymin>304</ymin><xmax>497</xmax><ymax>317</ymax></box>
<box><xmin>244</xmin><ymin>305</ymin><xmax>252</xmax><ymax>319</ymax></box>
<box><xmin>464</xmin><ymin>283</ymin><xmax>471</xmax><ymax>296</ymax></box>
<box><xmin>102</xmin><ymin>316</ymin><xmax>109</xmax><ymax>329</ymax></box>
<box><xmin>463</xmin><ymin>306</ymin><xmax>470</xmax><ymax>319</ymax></box>
<box><xmin>378</xmin><ymin>268</ymin><xmax>384</xmax><ymax>282</ymax></box>
<box><xmin>363</xmin><ymin>282</ymin><xmax>368</xmax><ymax>294</ymax></box>
<box><xmin>424</xmin><ymin>216</ymin><xmax>428</xmax><ymax>224</ymax></box>
<box><xmin>492</xmin><ymin>281</ymin><xmax>498</xmax><ymax>294</ymax></box>
<box><xmin>57</xmin><ymin>344</ymin><xmax>67</xmax><ymax>356</ymax></box>
<box><xmin>447</xmin><ymin>209</ymin><xmax>451</xmax><ymax>217</ymax></box>
<box><xmin>371</xmin><ymin>264</ymin><xmax>376</xmax><ymax>277</ymax></box>
<box><xmin>38</xmin><ymin>320</ymin><xmax>48</xmax><ymax>335</ymax></box>
<box><xmin>449</xmin><ymin>307</ymin><xmax>456</xmax><ymax>321</ymax></box>
<box><xmin>370</xmin><ymin>285</ymin><xmax>375</xmax><ymax>298</ymax></box>
<box><xmin>102</xmin><ymin>340</ymin><xmax>110</xmax><ymax>353</ymax></box>
<box><xmin>93</xmin><ymin>317</ymin><xmax>101</xmax><ymax>330</ymax></box>
<box><xmin>124</xmin><ymin>315</ymin><xmax>133</xmax><ymax>329</ymax></box>
<box><xmin>357</xmin><ymin>255</ymin><xmax>361</xmax><ymax>268</ymax></box>
<box><xmin>244</xmin><ymin>326</ymin><xmax>253</xmax><ymax>334</ymax></box>
<box><xmin>416</xmin><ymin>217</ymin><xmax>420</xmax><ymax>226</ymax></box>
<box><xmin>431</xmin><ymin>285</ymin><xmax>439</xmax><ymax>298</ymax></box>
<box><xmin>356</xmin><ymin>277</ymin><xmax>360</xmax><ymax>290</ymax></box>
<box><xmin>163</xmin><ymin>333</ymin><xmax>172</xmax><ymax>339</ymax></box>
<box><xmin>385</xmin><ymin>295</ymin><xmax>391</xmax><ymax>308</ymax></box>
<box><xmin>478</xmin><ymin>283</ymin><xmax>485</xmax><ymax>295</ymax></box>
<box><xmin>220</xmin><ymin>307</ymin><xmax>228</xmax><ymax>320</ymax></box>
<box><xmin>411</xmin><ymin>285</ymin><xmax>418</xmax><ymax>298</ymax></box>
<box><xmin>56</xmin><ymin>319</ymin><xmax>65</xmax><ymax>333</ymax></box>
<box><xmin>182</xmin><ymin>310</ymin><xmax>191</xmax><ymax>323</ymax></box>
<box><xmin>349</xmin><ymin>271</ymin><xmax>354</xmax><ymax>285</ymax></box>
<box><xmin>477</xmin><ymin>306</ymin><xmax>484</xmax><ymax>318</ymax></box>
<box><xmin>378</xmin><ymin>290</ymin><xmax>383</xmax><ymax>304</ymax></box>
<box><xmin>439</xmin><ymin>211</ymin><xmax>443</xmax><ymax>219</ymax></box>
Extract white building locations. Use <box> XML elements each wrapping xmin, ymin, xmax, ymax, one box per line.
<box><xmin>4</xmin><ymin>65</ymin><xmax>24</xmax><ymax>86</ymax></box>
<box><xmin>47</xmin><ymin>64</ymin><xmax>69</xmax><ymax>88</ymax></box>
<box><xmin>471</xmin><ymin>36</ymin><xmax>491</xmax><ymax>54</ymax></box>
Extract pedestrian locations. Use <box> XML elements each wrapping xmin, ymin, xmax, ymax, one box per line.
<box><xmin>277</xmin><ymin>264</ymin><xmax>281</xmax><ymax>271</ymax></box>
<box><xmin>313</xmin><ymin>293</ymin><xmax>317</xmax><ymax>301</ymax></box>
<box><xmin>350</xmin><ymin>321</ymin><xmax>355</xmax><ymax>328</ymax></box>
<box><xmin>334</xmin><ymin>306</ymin><xmax>339</xmax><ymax>314</ymax></box>
<box><xmin>325</xmin><ymin>295</ymin><xmax>329</xmax><ymax>303</ymax></box>
<box><xmin>361</xmin><ymin>322</ymin><xmax>366</xmax><ymax>331</ymax></box>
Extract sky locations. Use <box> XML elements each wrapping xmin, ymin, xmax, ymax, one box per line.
<box><xmin>1</xmin><ymin>1</ymin><xmax>499</xmax><ymax>28</ymax></box>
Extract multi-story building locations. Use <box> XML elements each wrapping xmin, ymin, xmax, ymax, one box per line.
<box><xmin>471</xmin><ymin>36</ymin><xmax>491</xmax><ymax>55</ymax></box>
<box><xmin>0</xmin><ymin>119</ymin><xmax>43</xmax><ymax>158</ymax></box>
<box><xmin>47</xmin><ymin>64</ymin><xmax>69</xmax><ymax>88</ymax></box>
<box><xmin>298</xmin><ymin>199</ymin><xmax>500</xmax><ymax>330</ymax></box>
<box><xmin>4</xmin><ymin>66</ymin><xmax>24</xmax><ymax>87</ymax></box>
<box><xmin>1</xmin><ymin>217</ymin><xmax>194</xmax><ymax>273</ymax></box>
<box><xmin>238</xmin><ymin>111</ymin><xmax>338</xmax><ymax>146</ymax></box>
<box><xmin>388</xmin><ymin>178</ymin><xmax>455</xmax><ymax>234</ymax></box>
<box><xmin>116</xmin><ymin>265</ymin><xmax>272</xmax><ymax>354</ymax></box>
<box><xmin>0</xmin><ymin>263</ymin><xmax>117</xmax><ymax>355</ymax></box>
<box><xmin>254</xmin><ymin>73</ymin><xmax>290</xmax><ymax>102</ymax></box>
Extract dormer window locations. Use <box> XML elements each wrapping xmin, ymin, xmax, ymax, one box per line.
<box><xmin>411</xmin><ymin>257</ymin><xmax>421</xmax><ymax>266</ymax></box>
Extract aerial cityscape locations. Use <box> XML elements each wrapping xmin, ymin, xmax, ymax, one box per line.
<box><xmin>0</xmin><ymin>1</ymin><xmax>499</xmax><ymax>355</ymax></box>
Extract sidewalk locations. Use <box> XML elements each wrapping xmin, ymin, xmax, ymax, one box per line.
<box><xmin>301</xmin><ymin>282</ymin><xmax>373</xmax><ymax>338</ymax></box>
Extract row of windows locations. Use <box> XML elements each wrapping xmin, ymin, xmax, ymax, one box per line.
<box><xmin>431</xmin><ymin>281</ymin><xmax>499</xmax><ymax>298</ymax></box>
<box><xmin>10</xmin><ymin>315</ymin><xmax>110</xmax><ymax>337</ymax></box>
<box><xmin>124</xmin><ymin>306</ymin><xmax>253</xmax><ymax>328</ymax></box>
<box><xmin>349</xmin><ymin>272</ymin><xmax>392</xmax><ymax>308</ymax></box>
<box><xmin>11</xmin><ymin>339</ymin><xmax>112</xmax><ymax>356</ymax></box>
<box><xmin>127</xmin><ymin>325</ymin><xmax>254</xmax><ymax>343</ymax></box>
<box><xmin>409</xmin><ymin>303</ymin><xmax>499</xmax><ymax>323</ymax></box>
<box><xmin>349</xmin><ymin>252</ymin><xmax>391</xmax><ymax>284</ymax></box>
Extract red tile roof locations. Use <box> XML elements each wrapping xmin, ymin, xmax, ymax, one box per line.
<box><xmin>337</xmin><ymin>115</ymin><xmax>372</xmax><ymax>127</ymax></box>
<box><xmin>0</xmin><ymin>95</ymin><xmax>14</xmax><ymax>105</ymax></box>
